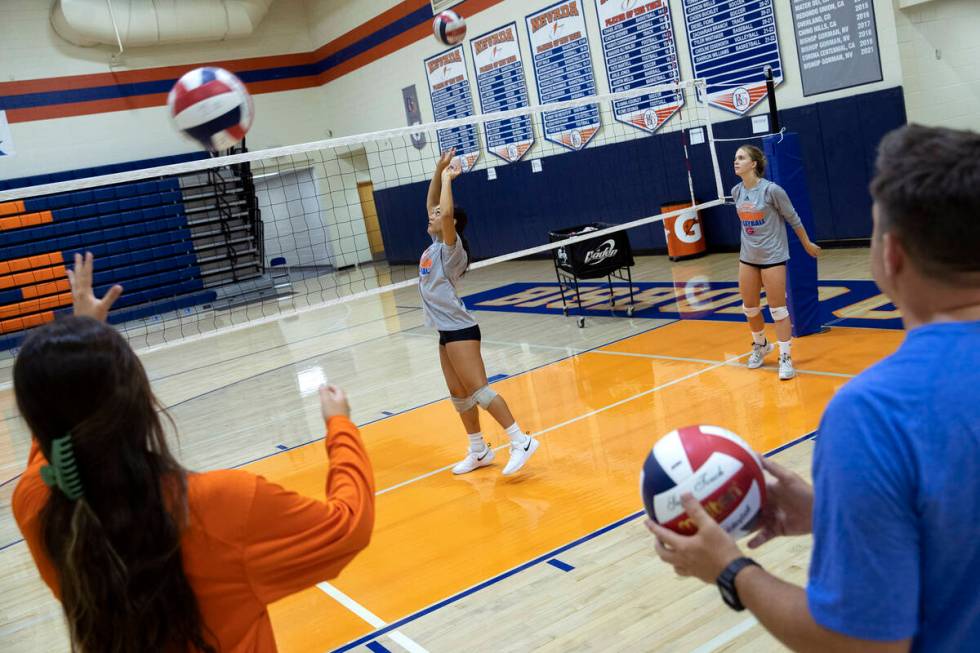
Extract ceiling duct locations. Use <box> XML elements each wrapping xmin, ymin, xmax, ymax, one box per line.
<box><xmin>51</xmin><ymin>0</ymin><xmax>275</xmax><ymax>48</ymax></box>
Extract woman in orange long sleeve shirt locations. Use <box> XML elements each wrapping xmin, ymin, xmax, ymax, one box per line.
<box><xmin>11</xmin><ymin>253</ymin><xmax>375</xmax><ymax>652</ymax></box>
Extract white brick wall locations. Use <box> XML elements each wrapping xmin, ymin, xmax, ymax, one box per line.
<box><xmin>892</xmin><ymin>0</ymin><xmax>980</xmax><ymax>130</ymax></box>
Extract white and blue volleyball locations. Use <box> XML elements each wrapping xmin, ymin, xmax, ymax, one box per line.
<box><xmin>640</xmin><ymin>425</ymin><xmax>766</xmax><ymax>538</ymax></box>
<box><xmin>433</xmin><ymin>10</ymin><xmax>466</xmax><ymax>46</ymax></box>
<box><xmin>168</xmin><ymin>67</ymin><xmax>254</xmax><ymax>151</ymax></box>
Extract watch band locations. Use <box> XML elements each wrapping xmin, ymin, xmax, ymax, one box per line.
<box><xmin>716</xmin><ymin>557</ymin><xmax>760</xmax><ymax>611</ymax></box>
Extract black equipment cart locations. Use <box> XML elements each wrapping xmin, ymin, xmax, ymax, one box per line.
<box><xmin>548</xmin><ymin>222</ymin><xmax>636</xmax><ymax>328</ymax></box>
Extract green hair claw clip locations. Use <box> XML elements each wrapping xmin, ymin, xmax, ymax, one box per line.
<box><xmin>39</xmin><ymin>434</ymin><xmax>84</xmax><ymax>501</ymax></box>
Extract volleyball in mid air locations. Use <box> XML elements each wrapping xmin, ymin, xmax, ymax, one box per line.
<box><xmin>168</xmin><ymin>67</ymin><xmax>254</xmax><ymax>151</ymax></box>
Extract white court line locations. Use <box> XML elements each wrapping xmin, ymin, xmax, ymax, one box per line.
<box><xmin>316</xmin><ymin>582</ymin><xmax>430</xmax><ymax>653</ymax></box>
<box><xmin>586</xmin><ymin>348</ymin><xmax>858</xmax><ymax>379</ymax></box>
<box><xmin>452</xmin><ymin>332</ymin><xmax>858</xmax><ymax>380</ymax></box>
<box><xmin>376</xmin><ymin>351</ymin><xmax>750</xmax><ymax>497</ymax></box>
<box><xmin>688</xmin><ymin>617</ymin><xmax>759</xmax><ymax>653</ymax></box>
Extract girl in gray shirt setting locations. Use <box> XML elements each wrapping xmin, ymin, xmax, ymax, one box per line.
<box><xmin>732</xmin><ymin>145</ymin><xmax>821</xmax><ymax>380</ymax></box>
<box><xmin>421</xmin><ymin>148</ymin><xmax>539</xmax><ymax>476</ymax></box>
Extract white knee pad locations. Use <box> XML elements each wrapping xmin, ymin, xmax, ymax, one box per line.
<box><xmin>473</xmin><ymin>385</ymin><xmax>498</xmax><ymax>410</ymax></box>
<box><xmin>742</xmin><ymin>304</ymin><xmax>762</xmax><ymax>318</ymax></box>
<box><xmin>451</xmin><ymin>395</ymin><xmax>477</xmax><ymax>413</ymax></box>
<box><xmin>770</xmin><ymin>305</ymin><xmax>790</xmax><ymax>321</ymax></box>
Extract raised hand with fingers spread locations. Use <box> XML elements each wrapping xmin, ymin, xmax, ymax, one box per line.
<box><xmin>66</xmin><ymin>252</ymin><xmax>122</xmax><ymax>322</ymax></box>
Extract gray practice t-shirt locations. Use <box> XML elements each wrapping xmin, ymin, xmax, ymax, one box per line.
<box><xmin>418</xmin><ymin>237</ymin><xmax>478</xmax><ymax>331</ymax></box>
<box><xmin>732</xmin><ymin>178</ymin><xmax>803</xmax><ymax>265</ymax></box>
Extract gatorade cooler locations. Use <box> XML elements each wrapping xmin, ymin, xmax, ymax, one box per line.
<box><xmin>661</xmin><ymin>201</ymin><xmax>706</xmax><ymax>261</ymax></box>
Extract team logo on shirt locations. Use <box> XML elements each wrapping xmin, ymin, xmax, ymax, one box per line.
<box><xmin>736</xmin><ymin>202</ymin><xmax>765</xmax><ymax>234</ymax></box>
<box><xmin>420</xmin><ymin>254</ymin><xmax>433</xmax><ymax>276</ymax></box>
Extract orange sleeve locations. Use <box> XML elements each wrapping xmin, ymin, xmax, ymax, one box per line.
<box><xmin>243</xmin><ymin>415</ymin><xmax>375</xmax><ymax>604</ymax></box>
<box><xmin>12</xmin><ymin>439</ymin><xmax>62</xmax><ymax>598</ymax></box>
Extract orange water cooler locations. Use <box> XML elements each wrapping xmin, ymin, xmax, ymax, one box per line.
<box><xmin>660</xmin><ymin>201</ymin><xmax>707</xmax><ymax>261</ymax></box>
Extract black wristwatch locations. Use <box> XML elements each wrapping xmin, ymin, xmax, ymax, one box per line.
<box><xmin>716</xmin><ymin>557</ymin><xmax>760</xmax><ymax>611</ymax></box>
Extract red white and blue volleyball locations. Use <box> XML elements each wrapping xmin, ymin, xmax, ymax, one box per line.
<box><xmin>640</xmin><ymin>425</ymin><xmax>766</xmax><ymax>538</ymax></box>
<box><xmin>433</xmin><ymin>10</ymin><xmax>466</xmax><ymax>46</ymax></box>
<box><xmin>168</xmin><ymin>67</ymin><xmax>254</xmax><ymax>151</ymax></box>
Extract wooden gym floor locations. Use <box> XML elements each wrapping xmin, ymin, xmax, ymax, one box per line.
<box><xmin>0</xmin><ymin>250</ymin><xmax>904</xmax><ymax>652</ymax></box>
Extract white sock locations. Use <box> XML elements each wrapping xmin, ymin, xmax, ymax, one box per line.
<box><xmin>467</xmin><ymin>432</ymin><xmax>485</xmax><ymax>453</ymax></box>
<box><xmin>752</xmin><ymin>330</ymin><xmax>767</xmax><ymax>346</ymax></box>
<box><xmin>505</xmin><ymin>423</ymin><xmax>528</xmax><ymax>445</ymax></box>
<box><xmin>778</xmin><ymin>340</ymin><xmax>792</xmax><ymax>357</ymax></box>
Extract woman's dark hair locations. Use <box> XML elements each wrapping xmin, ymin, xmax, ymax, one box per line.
<box><xmin>13</xmin><ymin>316</ymin><xmax>215</xmax><ymax>653</ymax></box>
<box><xmin>453</xmin><ymin>206</ymin><xmax>473</xmax><ymax>270</ymax></box>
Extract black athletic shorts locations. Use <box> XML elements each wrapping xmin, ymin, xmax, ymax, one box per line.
<box><xmin>438</xmin><ymin>324</ymin><xmax>482</xmax><ymax>346</ymax></box>
<box><xmin>740</xmin><ymin>259</ymin><xmax>788</xmax><ymax>270</ymax></box>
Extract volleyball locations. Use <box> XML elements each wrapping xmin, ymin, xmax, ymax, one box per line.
<box><xmin>433</xmin><ymin>10</ymin><xmax>466</xmax><ymax>46</ymax></box>
<box><xmin>168</xmin><ymin>67</ymin><xmax>254</xmax><ymax>151</ymax></box>
<box><xmin>640</xmin><ymin>425</ymin><xmax>766</xmax><ymax>538</ymax></box>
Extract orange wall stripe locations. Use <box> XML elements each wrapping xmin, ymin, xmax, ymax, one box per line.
<box><xmin>2</xmin><ymin>0</ymin><xmax>512</xmax><ymax>124</ymax></box>
<box><xmin>0</xmin><ymin>53</ymin><xmax>316</xmax><ymax>96</ymax></box>
<box><xmin>312</xmin><ymin>0</ymin><xmax>429</xmax><ymax>59</ymax></box>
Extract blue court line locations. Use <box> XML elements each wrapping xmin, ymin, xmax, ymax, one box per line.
<box><xmin>329</xmin><ymin>430</ymin><xmax>818</xmax><ymax>652</ymax></box>
<box><xmin>276</xmin><ymin>444</ymin><xmax>288</xmax><ymax>451</ymax></box>
<box><xmin>331</xmin><ymin>511</ymin><xmax>645</xmax><ymax>653</ymax></box>
<box><xmin>487</xmin><ymin>373</ymin><xmax>508</xmax><ymax>383</ymax></box>
<box><xmin>0</xmin><ymin>474</ymin><xmax>22</xmax><ymax>489</ymax></box>
<box><xmin>547</xmin><ymin>559</ymin><xmax>575</xmax><ymax>572</ymax></box>
<box><xmin>381</xmin><ymin>411</ymin><xmax>394</xmax><ymax>416</ymax></box>
<box><xmin>365</xmin><ymin>641</ymin><xmax>392</xmax><ymax>653</ymax></box>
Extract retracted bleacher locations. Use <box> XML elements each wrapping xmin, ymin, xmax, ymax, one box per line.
<box><xmin>0</xmin><ymin>152</ymin><xmax>265</xmax><ymax>350</ymax></box>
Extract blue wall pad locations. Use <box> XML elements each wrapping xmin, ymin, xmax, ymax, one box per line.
<box><xmin>764</xmin><ymin>132</ymin><xmax>821</xmax><ymax>337</ymax></box>
<box><xmin>375</xmin><ymin>87</ymin><xmax>906</xmax><ymax>264</ymax></box>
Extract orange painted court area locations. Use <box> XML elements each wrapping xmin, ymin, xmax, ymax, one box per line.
<box><xmin>230</xmin><ymin>320</ymin><xmax>906</xmax><ymax>652</ymax></box>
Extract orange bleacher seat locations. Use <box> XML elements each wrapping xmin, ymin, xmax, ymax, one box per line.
<box><xmin>0</xmin><ymin>264</ymin><xmax>66</xmax><ymax>290</ymax></box>
<box><xmin>21</xmin><ymin>279</ymin><xmax>71</xmax><ymax>300</ymax></box>
<box><xmin>0</xmin><ymin>211</ymin><xmax>53</xmax><ymax>231</ymax></box>
<box><xmin>0</xmin><ymin>253</ymin><xmax>64</xmax><ymax>276</ymax></box>
<box><xmin>0</xmin><ymin>292</ymin><xmax>71</xmax><ymax>321</ymax></box>
<box><xmin>0</xmin><ymin>311</ymin><xmax>54</xmax><ymax>335</ymax></box>
<box><xmin>0</xmin><ymin>200</ymin><xmax>25</xmax><ymax>217</ymax></box>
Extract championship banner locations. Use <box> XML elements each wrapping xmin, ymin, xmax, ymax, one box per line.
<box><xmin>424</xmin><ymin>45</ymin><xmax>480</xmax><ymax>171</ymax></box>
<box><xmin>471</xmin><ymin>23</ymin><xmax>535</xmax><ymax>163</ymax></box>
<box><xmin>526</xmin><ymin>0</ymin><xmax>601</xmax><ymax>151</ymax></box>
<box><xmin>681</xmin><ymin>0</ymin><xmax>783</xmax><ymax>115</ymax></box>
<box><xmin>594</xmin><ymin>0</ymin><xmax>683</xmax><ymax>133</ymax></box>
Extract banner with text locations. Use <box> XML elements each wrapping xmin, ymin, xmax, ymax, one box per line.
<box><xmin>424</xmin><ymin>45</ymin><xmax>480</xmax><ymax>171</ymax></box>
<box><xmin>526</xmin><ymin>0</ymin><xmax>602</xmax><ymax>151</ymax></box>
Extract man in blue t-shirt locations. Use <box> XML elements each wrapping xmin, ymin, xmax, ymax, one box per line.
<box><xmin>647</xmin><ymin>124</ymin><xmax>980</xmax><ymax>652</ymax></box>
